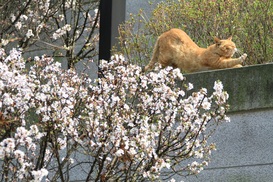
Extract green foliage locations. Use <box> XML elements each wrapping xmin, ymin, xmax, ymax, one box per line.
<box><xmin>116</xmin><ymin>0</ymin><xmax>273</xmax><ymax>66</ymax></box>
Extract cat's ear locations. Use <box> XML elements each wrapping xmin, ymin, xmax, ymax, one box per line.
<box><xmin>227</xmin><ymin>36</ymin><xmax>232</xmax><ymax>40</ymax></box>
<box><xmin>214</xmin><ymin>37</ymin><xmax>221</xmax><ymax>46</ymax></box>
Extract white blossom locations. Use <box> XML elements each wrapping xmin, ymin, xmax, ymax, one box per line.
<box><xmin>10</xmin><ymin>14</ymin><xmax>16</xmax><ymax>22</ymax></box>
<box><xmin>115</xmin><ymin>149</ymin><xmax>124</xmax><ymax>157</ymax></box>
<box><xmin>31</xmin><ymin>168</ymin><xmax>48</xmax><ymax>182</ymax></box>
<box><xmin>20</xmin><ymin>15</ymin><xmax>28</xmax><ymax>21</ymax></box>
<box><xmin>202</xmin><ymin>98</ymin><xmax>211</xmax><ymax>110</ymax></box>
<box><xmin>15</xmin><ymin>22</ymin><xmax>22</xmax><ymax>30</ymax></box>
<box><xmin>213</xmin><ymin>80</ymin><xmax>223</xmax><ymax>93</ymax></box>
<box><xmin>187</xmin><ymin>83</ymin><xmax>194</xmax><ymax>90</ymax></box>
<box><xmin>26</xmin><ymin>29</ymin><xmax>34</xmax><ymax>38</ymax></box>
<box><xmin>52</xmin><ymin>24</ymin><xmax>71</xmax><ymax>39</ymax></box>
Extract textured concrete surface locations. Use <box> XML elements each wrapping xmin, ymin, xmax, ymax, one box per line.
<box><xmin>179</xmin><ymin>109</ymin><xmax>273</xmax><ymax>182</ymax></box>
<box><xmin>185</xmin><ymin>63</ymin><xmax>273</xmax><ymax>112</ymax></box>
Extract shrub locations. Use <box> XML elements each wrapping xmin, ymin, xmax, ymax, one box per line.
<box><xmin>117</xmin><ymin>0</ymin><xmax>273</xmax><ymax>67</ymax></box>
<box><xmin>0</xmin><ymin>49</ymin><xmax>230</xmax><ymax>181</ymax></box>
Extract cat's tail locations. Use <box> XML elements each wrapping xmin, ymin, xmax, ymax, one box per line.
<box><xmin>144</xmin><ymin>38</ymin><xmax>160</xmax><ymax>71</ymax></box>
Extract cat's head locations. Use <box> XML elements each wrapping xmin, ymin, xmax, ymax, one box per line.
<box><xmin>214</xmin><ymin>36</ymin><xmax>237</xmax><ymax>58</ymax></box>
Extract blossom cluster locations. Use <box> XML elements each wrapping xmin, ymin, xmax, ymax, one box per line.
<box><xmin>52</xmin><ymin>24</ymin><xmax>72</xmax><ymax>40</ymax></box>
<box><xmin>0</xmin><ymin>49</ymin><xmax>230</xmax><ymax>181</ymax></box>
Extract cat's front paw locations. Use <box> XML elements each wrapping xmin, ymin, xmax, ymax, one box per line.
<box><xmin>239</xmin><ymin>53</ymin><xmax>247</xmax><ymax>62</ymax></box>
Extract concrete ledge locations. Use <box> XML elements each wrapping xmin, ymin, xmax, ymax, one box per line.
<box><xmin>184</xmin><ymin>63</ymin><xmax>273</xmax><ymax>112</ymax></box>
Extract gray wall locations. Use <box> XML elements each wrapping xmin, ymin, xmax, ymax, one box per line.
<box><xmin>185</xmin><ymin>63</ymin><xmax>273</xmax><ymax>112</ymax></box>
<box><xmin>126</xmin><ymin>0</ymin><xmax>162</xmax><ymax>18</ymax></box>
<box><xmin>173</xmin><ymin>63</ymin><xmax>273</xmax><ymax>181</ymax></box>
<box><xmin>180</xmin><ymin>109</ymin><xmax>273</xmax><ymax>182</ymax></box>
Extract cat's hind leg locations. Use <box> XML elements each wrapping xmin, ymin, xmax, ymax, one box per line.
<box><xmin>145</xmin><ymin>58</ymin><xmax>157</xmax><ymax>71</ymax></box>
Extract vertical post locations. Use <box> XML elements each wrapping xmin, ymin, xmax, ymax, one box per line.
<box><xmin>99</xmin><ymin>0</ymin><xmax>112</xmax><ymax>61</ymax></box>
<box><xmin>99</xmin><ymin>0</ymin><xmax>126</xmax><ymax>61</ymax></box>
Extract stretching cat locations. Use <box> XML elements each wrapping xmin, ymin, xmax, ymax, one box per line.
<box><xmin>145</xmin><ymin>28</ymin><xmax>247</xmax><ymax>73</ymax></box>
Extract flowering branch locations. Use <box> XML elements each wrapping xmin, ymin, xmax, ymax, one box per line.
<box><xmin>0</xmin><ymin>49</ymin><xmax>230</xmax><ymax>181</ymax></box>
<box><xmin>0</xmin><ymin>0</ymin><xmax>100</xmax><ymax>68</ymax></box>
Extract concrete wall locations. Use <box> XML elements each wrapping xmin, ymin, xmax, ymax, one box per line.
<box><xmin>182</xmin><ymin>108</ymin><xmax>273</xmax><ymax>182</ymax></box>
<box><xmin>175</xmin><ymin>64</ymin><xmax>273</xmax><ymax>181</ymax></box>
<box><xmin>185</xmin><ymin>63</ymin><xmax>273</xmax><ymax>112</ymax></box>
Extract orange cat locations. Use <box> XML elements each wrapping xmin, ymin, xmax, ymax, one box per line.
<box><xmin>145</xmin><ymin>28</ymin><xmax>247</xmax><ymax>73</ymax></box>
